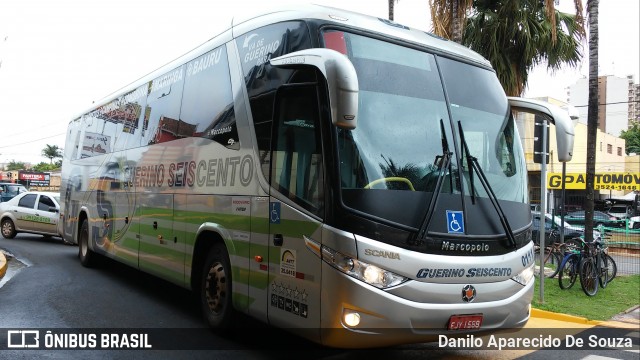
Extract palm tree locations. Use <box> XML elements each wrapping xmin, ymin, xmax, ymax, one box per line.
<box><xmin>440</xmin><ymin>0</ymin><xmax>585</xmax><ymax>96</ymax></box>
<box><xmin>42</xmin><ymin>144</ymin><xmax>63</xmax><ymax>164</ymax></box>
<box><xmin>583</xmin><ymin>0</ymin><xmax>599</xmax><ymax>242</ymax></box>
<box><xmin>388</xmin><ymin>0</ymin><xmax>398</xmax><ymax>21</ymax></box>
<box><xmin>429</xmin><ymin>0</ymin><xmax>473</xmax><ymax>43</ymax></box>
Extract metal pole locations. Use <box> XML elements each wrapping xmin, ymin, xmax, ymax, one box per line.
<box><xmin>539</xmin><ymin>119</ymin><xmax>548</xmax><ymax>303</ymax></box>
<box><xmin>560</xmin><ymin>162</ymin><xmax>566</xmax><ymax>244</ymax></box>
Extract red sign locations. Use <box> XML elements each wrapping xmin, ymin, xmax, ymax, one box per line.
<box><xmin>18</xmin><ymin>171</ymin><xmax>50</xmax><ymax>186</ymax></box>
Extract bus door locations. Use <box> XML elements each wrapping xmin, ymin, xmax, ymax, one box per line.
<box><xmin>137</xmin><ymin>193</ymin><xmax>185</xmax><ymax>285</ymax></box>
<box><xmin>266</xmin><ymin>83</ymin><xmax>324</xmax><ymax>334</ymax></box>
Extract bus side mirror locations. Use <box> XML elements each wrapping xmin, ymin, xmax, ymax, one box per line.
<box><xmin>507</xmin><ymin>97</ymin><xmax>576</xmax><ymax>162</ymax></box>
<box><xmin>270</xmin><ymin>48</ymin><xmax>359</xmax><ymax>129</ymax></box>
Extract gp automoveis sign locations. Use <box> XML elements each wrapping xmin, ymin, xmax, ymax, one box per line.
<box><xmin>547</xmin><ymin>172</ymin><xmax>640</xmax><ymax>190</ymax></box>
<box><xmin>132</xmin><ymin>155</ymin><xmax>254</xmax><ymax>188</ymax></box>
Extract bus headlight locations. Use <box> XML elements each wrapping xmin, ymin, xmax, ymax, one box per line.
<box><xmin>321</xmin><ymin>245</ymin><xmax>407</xmax><ymax>289</ymax></box>
<box><xmin>511</xmin><ymin>264</ymin><xmax>535</xmax><ymax>286</ymax></box>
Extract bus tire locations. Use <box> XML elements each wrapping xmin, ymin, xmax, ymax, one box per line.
<box><xmin>201</xmin><ymin>243</ymin><xmax>234</xmax><ymax>329</ymax></box>
<box><xmin>78</xmin><ymin>219</ymin><xmax>97</xmax><ymax>267</ymax></box>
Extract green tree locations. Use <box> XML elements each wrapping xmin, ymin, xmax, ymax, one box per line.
<box><xmin>6</xmin><ymin>160</ymin><xmax>26</xmax><ymax>171</ymax></box>
<box><xmin>42</xmin><ymin>144</ymin><xmax>63</xmax><ymax>164</ymax></box>
<box><xmin>430</xmin><ymin>0</ymin><xmax>585</xmax><ymax>96</ymax></box>
<box><xmin>620</xmin><ymin>122</ymin><xmax>640</xmax><ymax>155</ymax></box>
<box><xmin>32</xmin><ymin>161</ymin><xmax>62</xmax><ymax>172</ymax></box>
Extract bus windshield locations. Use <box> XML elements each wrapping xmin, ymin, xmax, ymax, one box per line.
<box><xmin>324</xmin><ymin>31</ymin><xmax>527</xmax><ymax>228</ymax></box>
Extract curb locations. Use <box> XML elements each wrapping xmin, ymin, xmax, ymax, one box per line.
<box><xmin>0</xmin><ymin>251</ymin><xmax>7</xmax><ymax>280</ymax></box>
<box><xmin>531</xmin><ymin>308</ymin><xmax>639</xmax><ymax>329</ymax></box>
<box><xmin>531</xmin><ymin>308</ymin><xmax>604</xmax><ymax>325</ymax></box>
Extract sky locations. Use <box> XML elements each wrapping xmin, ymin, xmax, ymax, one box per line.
<box><xmin>0</xmin><ymin>0</ymin><xmax>638</xmax><ymax>165</ymax></box>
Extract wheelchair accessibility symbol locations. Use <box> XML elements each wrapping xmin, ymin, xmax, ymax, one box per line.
<box><xmin>446</xmin><ymin>210</ymin><xmax>465</xmax><ymax>234</ymax></box>
<box><xmin>270</xmin><ymin>202</ymin><xmax>281</xmax><ymax>224</ymax></box>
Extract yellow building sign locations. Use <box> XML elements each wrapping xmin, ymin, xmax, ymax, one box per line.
<box><xmin>547</xmin><ymin>173</ymin><xmax>640</xmax><ymax>191</ymax></box>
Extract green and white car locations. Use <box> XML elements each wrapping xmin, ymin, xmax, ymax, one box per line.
<box><xmin>0</xmin><ymin>191</ymin><xmax>61</xmax><ymax>239</ymax></box>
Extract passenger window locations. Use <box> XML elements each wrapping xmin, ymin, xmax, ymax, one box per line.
<box><xmin>142</xmin><ymin>65</ymin><xmax>186</xmax><ymax>145</ymax></box>
<box><xmin>38</xmin><ymin>196</ymin><xmax>55</xmax><ymax>211</ymax></box>
<box><xmin>180</xmin><ymin>46</ymin><xmax>238</xmax><ymax>149</ymax></box>
<box><xmin>18</xmin><ymin>194</ymin><xmax>37</xmax><ymax>209</ymax></box>
<box><xmin>270</xmin><ymin>84</ymin><xmax>323</xmax><ymax>216</ymax></box>
<box><xmin>111</xmin><ymin>84</ymin><xmax>148</xmax><ymax>151</ymax></box>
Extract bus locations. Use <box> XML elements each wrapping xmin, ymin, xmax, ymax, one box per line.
<box><xmin>59</xmin><ymin>4</ymin><xmax>575</xmax><ymax>348</ymax></box>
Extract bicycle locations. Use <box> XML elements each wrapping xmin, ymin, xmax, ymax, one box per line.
<box><xmin>579</xmin><ymin>240</ymin><xmax>599</xmax><ymax>296</ymax></box>
<box><xmin>579</xmin><ymin>238</ymin><xmax>615</xmax><ymax>296</ymax></box>
<box><xmin>533</xmin><ymin>229</ymin><xmax>563</xmax><ymax>278</ymax></box>
<box><xmin>557</xmin><ymin>238</ymin><xmax>584</xmax><ymax>290</ymax></box>
<box><xmin>594</xmin><ymin>239</ymin><xmax>617</xmax><ymax>288</ymax></box>
<box><xmin>533</xmin><ymin>244</ymin><xmax>562</xmax><ymax>278</ymax></box>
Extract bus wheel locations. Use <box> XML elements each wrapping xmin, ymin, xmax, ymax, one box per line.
<box><xmin>201</xmin><ymin>243</ymin><xmax>233</xmax><ymax>329</ymax></box>
<box><xmin>78</xmin><ymin>220</ymin><xmax>96</xmax><ymax>267</ymax></box>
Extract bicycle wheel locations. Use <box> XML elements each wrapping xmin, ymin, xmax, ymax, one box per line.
<box><xmin>563</xmin><ymin>238</ymin><xmax>584</xmax><ymax>256</ymax></box>
<box><xmin>605</xmin><ymin>254</ymin><xmax>617</xmax><ymax>284</ymax></box>
<box><xmin>579</xmin><ymin>257</ymin><xmax>599</xmax><ymax>296</ymax></box>
<box><xmin>534</xmin><ymin>247</ymin><xmax>561</xmax><ymax>278</ymax></box>
<box><xmin>564</xmin><ymin>238</ymin><xmax>584</xmax><ymax>250</ymax></box>
<box><xmin>598</xmin><ymin>252</ymin><xmax>609</xmax><ymax>289</ymax></box>
<box><xmin>558</xmin><ymin>255</ymin><xmax>579</xmax><ymax>289</ymax></box>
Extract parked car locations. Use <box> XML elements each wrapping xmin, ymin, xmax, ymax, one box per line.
<box><xmin>606</xmin><ymin>204</ymin><xmax>632</xmax><ymax>219</ymax></box>
<box><xmin>531</xmin><ymin>212</ymin><xmax>601</xmax><ymax>243</ymax></box>
<box><xmin>558</xmin><ymin>204</ymin><xmax>582</xmax><ymax>216</ymax></box>
<box><xmin>0</xmin><ymin>183</ymin><xmax>28</xmax><ymax>202</ymax></box>
<box><xmin>564</xmin><ymin>210</ymin><xmax>625</xmax><ymax>229</ymax></box>
<box><xmin>0</xmin><ymin>191</ymin><xmax>61</xmax><ymax>239</ymax></box>
<box><xmin>628</xmin><ymin>215</ymin><xmax>640</xmax><ymax>229</ymax></box>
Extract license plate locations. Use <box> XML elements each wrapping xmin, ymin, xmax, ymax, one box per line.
<box><xmin>447</xmin><ymin>314</ymin><xmax>483</xmax><ymax>330</ymax></box>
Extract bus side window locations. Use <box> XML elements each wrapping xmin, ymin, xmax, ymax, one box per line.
<box><xmin>143</xmin><ymin>65</ymin><xmax>186</xmax><ymax>145</ymax></box>
<box><xmin>270</xmin><ymin>84</ymin><xmax>324</xmax><ymax>217</ymax></box>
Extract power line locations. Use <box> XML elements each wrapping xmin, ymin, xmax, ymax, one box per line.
<box><xmin>0</xmin><ymin>132</ymin><xmax>65</xmax><ymax>149</ymax></box>
<box><xmin>573</xmin><ymin>100</ymin><xmax>640</xmax><ymax>108</ymax></box>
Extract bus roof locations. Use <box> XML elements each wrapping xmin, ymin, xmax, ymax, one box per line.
<box><xmin>71</xmin><ymin>3</ymin><xmax>492</xmax><ymax>122</ymax></box>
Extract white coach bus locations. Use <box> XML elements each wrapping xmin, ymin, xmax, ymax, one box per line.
<box><xmin>59</xmin><ymin>4</ymin><xmax>574</xmax><ymax>348</ymax></box>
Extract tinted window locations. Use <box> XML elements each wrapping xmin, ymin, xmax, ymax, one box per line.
<box><xmin>236</xmin><ymin>21</ymin><xmax>312</xmax><ymax>180</ymax></box>
<box><xmin>142</xmin><ymin>65</ymin><xmax>185</xmax><ymax>145</ymax></box>
<box><xmin>18</xmin><ymin>194</ymin><xmax>37</xmax><ymax>209</ymax></box>
<box><xmin>270</xmin><ymin>85</ymin><xmax>324</xmax><ymax>216</ymax></box>
<box><xmin>180</xmin><ymin>46</ymin><xmax>238</xmax><ymax>149</ymax></box>
<box><xmin>7</xmin><ymin>185</ymin><xmax>26</xmax><ymax>196</ymax></box>
<box><xmin>79</xmin><ymin>113</ymin><xmax>102</xmax><ymax>159</ymax></box>
<box><xmin>112</xmin><ymin>85</ymin><xmax>148</xmax><ymax>151</ymax></box>
<box><xmin>38</xmin><ymin>195</ymin><xmax>56</xmax><ymax>211</ymax></box>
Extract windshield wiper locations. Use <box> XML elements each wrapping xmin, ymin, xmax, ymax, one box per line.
<box><xmin>458</xmin><ymin>121</ymin><xmax>517</xmax><ymax>248</ymax></box>
<box><xmin>416</xmin><ymin>119</ymin><xmax>451</xmax><ymax>240</ymax></box>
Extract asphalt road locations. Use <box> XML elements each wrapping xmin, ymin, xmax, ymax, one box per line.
<box><xmin>0</xmin><ymin>234</ymin><xmax>638</xmax><ymax>359</ymax></box>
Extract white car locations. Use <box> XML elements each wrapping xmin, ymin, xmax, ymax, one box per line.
<box><xmin>628</xmin><ymin>216</ymin><xmax>640</xmax><ymax>229</ymax></box>
<box><xmin>0</xmin><ymin>191</ymin><xmax>61</xmax><ymax>239</ymax></box>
